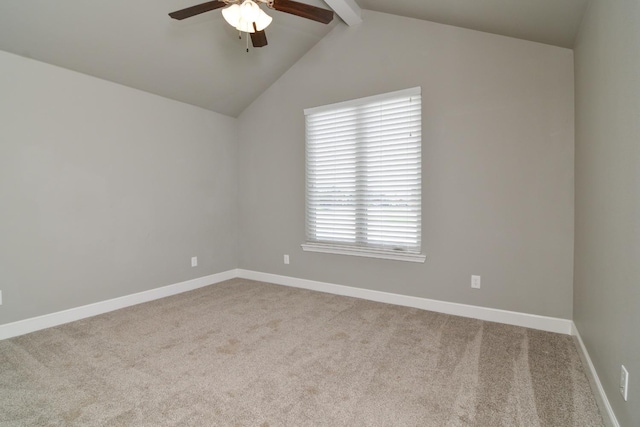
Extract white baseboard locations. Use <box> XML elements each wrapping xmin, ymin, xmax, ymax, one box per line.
<box><xmin>0</xmin><ymin>269</ymin><xmax>237</xmax><ymax>341</ymax></box>
<box><xmin>572</xmin><ymin>322</ymin><xmax>620</xmax><ymax>427</ymax></box>
<box><xmin>0</xmin><ymin>268</ymin><xmax>573</xmax><ymax>340</ymax></box>
<box><xmin>237</xmin><ymin>269</ymin><xmax>573</xmax><ymax>335</ymax></box>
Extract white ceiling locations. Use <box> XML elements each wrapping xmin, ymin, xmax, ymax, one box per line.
<box><xmin>0</xmin><ymin>0</ymin><xmax>588</xmax><ymax>117</ymax></box>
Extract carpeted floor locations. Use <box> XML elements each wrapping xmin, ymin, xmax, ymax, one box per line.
<box><xmin>0</xmin><ymin>278</ymin><xmax>604</xmax><ymax>426</ymax></box>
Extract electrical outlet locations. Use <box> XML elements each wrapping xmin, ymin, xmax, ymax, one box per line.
<box><xmin>471</xmin><ymin>275</ymin><xmax>481</xmax><ymax>289</ymax></box>
<box><xmin>191</xmin><ymin>256</ymin><xmax>198</xmax><ymax>267</ymax></box>
<box><xmin>0</xmin><ymin>290</ymin><xmax>2</xmax><ymax>305</ymax></box>
<box><xmin>621</xmin><ymin>365</ymin><xmax>629</xmax><ymax>401</ymax></box>
<box><xmin>284</xmin><ymin>254</ymin><xmax>290</xmax><ymax>265</ymax></box>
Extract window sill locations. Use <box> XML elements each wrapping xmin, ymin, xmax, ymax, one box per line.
<box><xmin>301</xmin><ymin>243</ymin><xmax>426</xmax><ymax>263</ymax></box>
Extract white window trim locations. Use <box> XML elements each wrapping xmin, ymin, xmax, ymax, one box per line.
<box><xmin>304</xmin><ymin>87</ymin><xmax>421</xmax><ymax>115</ymax></box>
<box><xmin>303</xmin><ymin>87</ymin><xmax>424</xmax><ymax>263</ymax></box>
<box><xmin>301</xmin><ymin>242</ymin><xmax>426</xmax><ymax>263</ymax></box>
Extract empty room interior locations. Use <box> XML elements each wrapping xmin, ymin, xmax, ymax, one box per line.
<box><xmin>0</xmin><ymin>0</ymin><xmax>638</xmax><ymax>426</ymax></box>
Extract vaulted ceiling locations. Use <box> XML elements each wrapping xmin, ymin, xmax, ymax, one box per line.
<box><xmin>0</xmin><ymin>0</ymin><xmax>588</xmax><ymax>117</ymax></box>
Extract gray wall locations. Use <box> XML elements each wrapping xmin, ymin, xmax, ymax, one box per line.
<box><xmin>574</xmin><ymin>2</ymin><xmax>640</xmax><ymax>425</ymax></box>
<box><xmin>238</xmin><ymin>10</ymin><xmax>576</xmax><ymax>319</ymax></box>
<box><xmin>0</xmin><ymin>51</ymin><xmax>238</xmax><ymax>325</ymax></box>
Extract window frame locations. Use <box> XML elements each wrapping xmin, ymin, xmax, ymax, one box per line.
<box><xmin>302</xmin><ymin>87</ymin><xmax>425</xmax><ymax>263</ymax></box>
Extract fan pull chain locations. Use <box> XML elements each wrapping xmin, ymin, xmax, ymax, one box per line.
<box><xmin>238</xmin><ymin>30</ymin><xmax>242</xmax><ymax>40</ymax></box>
<box><xmin>246</xmin><ymin>33</ymin><xmax>249</xmax><ymax>52</ymax></box>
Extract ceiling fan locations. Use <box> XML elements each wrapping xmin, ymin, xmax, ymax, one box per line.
<box><xmin>169</xmin><ymin>0</ymin><xmax>334</xmax><ymax>51</ymax></box>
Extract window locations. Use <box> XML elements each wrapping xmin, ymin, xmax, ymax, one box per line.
<box><xmin>302</xmin><ymin>87</ymin><xmax>424</xmax><ymax>262</ymax></box>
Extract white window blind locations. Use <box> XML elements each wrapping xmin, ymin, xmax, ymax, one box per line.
<box><xmin>303</xmin><ymin>87</ymin><xmax>423</xmax><ymax>262</ymax></box>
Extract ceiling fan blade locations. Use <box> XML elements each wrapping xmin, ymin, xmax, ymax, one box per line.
<box><xmin>251</xmin><ymin>30</ymin><xmax>268</xmax><ymax>48</ymax></box>
<box><xmin>272</xmin><ymin>0</ymin><xmax>334</xmax><ymax>24</ymax></box>
<box><xmin>169</xmin><ymin>1</ymin><xmax>226</xmax><ymax>20</ymax></box>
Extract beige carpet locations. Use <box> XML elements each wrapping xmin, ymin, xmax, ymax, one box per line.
<box><xmin>0</xmin><ymin>278</ymin><xmax>603</xmax><ymax>426</ymax></box>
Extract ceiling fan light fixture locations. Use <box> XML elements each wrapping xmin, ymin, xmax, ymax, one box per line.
<box><xmin>169</xmin><ymin>0</ymin><xmax>334</xmax><ymax>51</ymax></box>
<box><xmin>254</xmin><ymin>9</ymin><xmax>273</xmax><ymax>31</ymax></box>
<box><xmin>221</xmin><ymin>4</ymin><xmax>241</xmax><ymax>27</ymax></box>
<box><xmin>222</xmin><ymin>0</ymin><xmax>272</xmax><ymax>33</ymax></box>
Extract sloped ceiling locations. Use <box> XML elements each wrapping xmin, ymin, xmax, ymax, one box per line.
<box><xmin>0</xmin><ymin>0</ymin><xmax>588</xmax><ymax>117</ymax></box>
<box><xmin>357</xmin><ymin>0</ymin><xmax>589</xmax><ymax>49</ymax></box>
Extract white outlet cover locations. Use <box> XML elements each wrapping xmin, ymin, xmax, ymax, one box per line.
<box><xmin>284</xmin><ymin>254</ymin><xmax>290</xmax><ymax>265</ymax></box>
<box><xmin>191</xmin><ymin>256</ymin><xmax>198</xmax><ymax>267</ymax></box>
<box><xmin>471</xmin><ymin>275</ymin><xmax>481</xmax><ymax>289</ymax></box>
<box><xmin>621</xmin><ymin>365</ymin><xmax>629</xmax><ymax>401</ymax></box>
